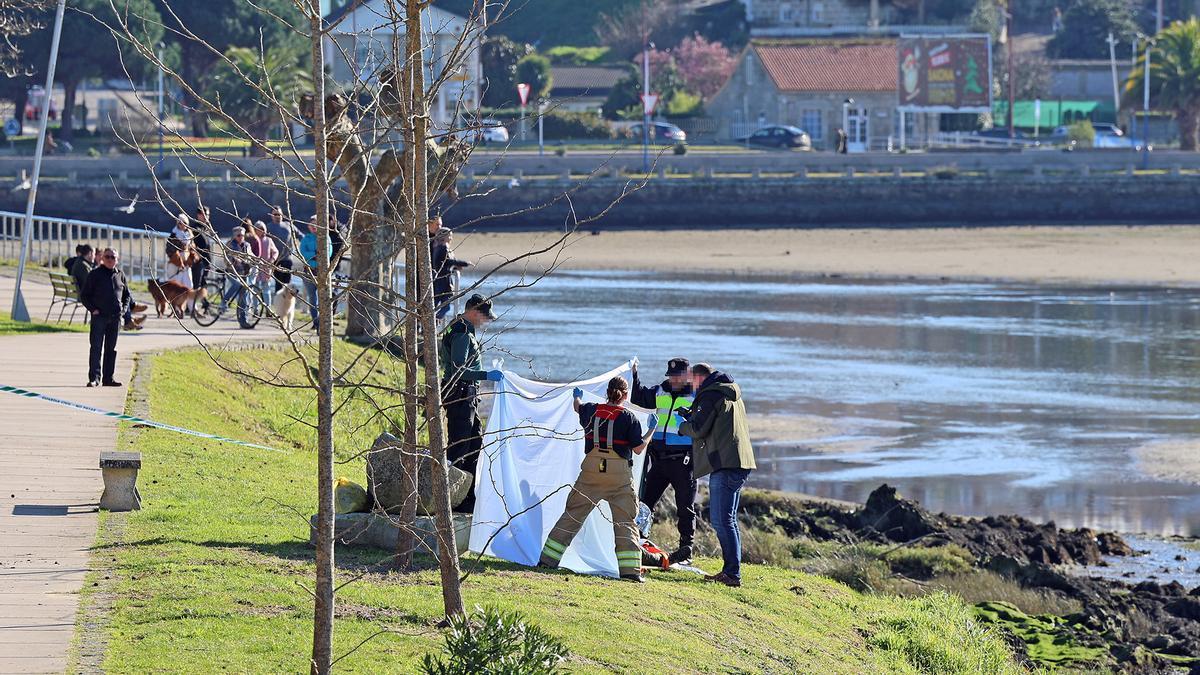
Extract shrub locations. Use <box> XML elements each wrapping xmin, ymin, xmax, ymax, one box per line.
<box><xmin>515</xmin><ymin>54</ymin><xmax>553</xmax><ymax>101</ymax></box>
<box><xmin>1067</xmin><ymin>119</ymin><xmax>1095</xmax><ymax>146</ymax></box>
<box><xmin>87</xmin><ymin>146</ymin><xmax>101</xmax><ymax>158</ymax></box>
<box><xmin>421</xmin><ymin>606</ymin><xmax>569</xmax><ymax>675</ymax></box>
<box><xmin>883</xmin><ymin>544</ymin><xmax>974</xmax><ymax>580</ymax></box>
<box><xmin>672</xmin><ymin>142</ymin><xmax>687</xmax><ymax>155</ymax></box>
<box><xmin>539</xmin><ymin>111</ymin><xmax>612</xmax><ymax>140</ymax></box>
<box><xmin>554</xmin><ymin>145</ymin><xmax>566</xmax><ymax>157</ymax></box>
<box><xmin>544</xmin><ymin>45</ymin><xmax>610</xmax><ymax>65</ymax></box>
<box><xmin>931</xmin><ymin>165</ymin><xmax>960</xmax><ymax>180</ymax></box>
<box><xmin>665</xmin><ymin>89</ymin><xmax>703</xmax><ymax>117</ymax></box>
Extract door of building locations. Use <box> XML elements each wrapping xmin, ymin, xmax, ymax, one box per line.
<box><xmin>847</xmin><ymin>107</ymin><xmax>868</xmax><ymax>152</ymax></box>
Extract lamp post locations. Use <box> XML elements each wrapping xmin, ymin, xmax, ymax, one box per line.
<box><xmin>156</xmin><ymin>42</ymin><xmax>165</xmax><ymax>172</ymax></box>
<box><xmin>10</xmin><ymin>0</ymin><xmax>67</xmax><ymax>323</ymax></box>
<box><xmin>642</xmin><ymin>41</ymin><xmax>652</xmax><ymax>174</ymax></box>
<box><xmin>1142</xmin><ymin>36</ymin><xmax>1152</xmax><ymax>169</ymax></box>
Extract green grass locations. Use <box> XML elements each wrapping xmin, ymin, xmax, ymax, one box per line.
<box><xmin>81</xmin><ymin>344</ymin><xmax>1023</xmax><ymax>673</ymax></box>
<box><xmin>0</xmin><ymin>310</ymin><xmax>89</xmax><ymax>335</ymax></box>
<box><xmin>973</xmin><ymin>602</ymin><xmax>1107</xmax><ymax>667</ymax></box>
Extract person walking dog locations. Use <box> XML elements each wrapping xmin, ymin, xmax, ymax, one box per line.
<box><xmin>678</xmin><ymin>363</ymin><xmax>756</xmax><ymax>587</ymax></box>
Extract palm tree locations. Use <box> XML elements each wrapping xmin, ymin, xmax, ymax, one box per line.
<box><xmin>1125</xmin><ymin>18</ymin><xmax>1200</xmax><ymax>151</ymax></box>
<box><xmin>207</xmin><ymin>44</ymin><xmax>311</xmax><ymax>156</ymax></box>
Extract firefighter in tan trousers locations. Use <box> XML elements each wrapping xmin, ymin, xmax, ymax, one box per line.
<box><xmin>539</xmin><ymin>376</ymin><xmax>658</xmax><ymax>583</ymax></box>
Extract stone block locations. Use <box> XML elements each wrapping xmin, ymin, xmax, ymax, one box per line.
<box><xmin>365</xmin><ymin>432</ymin><xmax>472</xmax><ymax>516</ymax></box>
<box><xmin>309</xmin><ymin>511</ymin><xmax>472</xmax><ymax>555</ymax></box>
<box><xmin>99</xmin><ymin>451</ymin><xmax>141</xmax><ymax>512</ymax></box>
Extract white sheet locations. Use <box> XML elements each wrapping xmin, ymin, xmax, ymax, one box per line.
<box><xmin>468</xmin><ymin>361</ymin><xmax>651</xmax><ymax>577</ymax></box>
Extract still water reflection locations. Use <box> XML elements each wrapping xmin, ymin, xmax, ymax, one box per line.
<box><xmin>470</xmin><ymin>270</ymin><xmax>1200</xmax><ymax>536</ymax></box>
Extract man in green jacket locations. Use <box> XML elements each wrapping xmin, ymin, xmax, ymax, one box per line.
<box><xmin>678</xmin><ymin>362</ymin><xmax>756</xmax><ymax>587</ymax></box>
<box><xmin>439</xmin><ymin>293</ymin><xmax>501</xmax><ymax>512</ymax></box>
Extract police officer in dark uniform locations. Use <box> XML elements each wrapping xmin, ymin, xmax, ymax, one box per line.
<box><xmin>631</xmin><ymin>357</ymin><xmax>697</xmax><ymax>565</ymax></box>
<box><xmin>439</xmin><ymin>293</ymin><xmax>501</xmax><ymax>511</ymax></box>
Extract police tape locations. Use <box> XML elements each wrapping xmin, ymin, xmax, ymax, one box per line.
<box><xmin>0</xmin><ymin>384</ymin><xmax>282</xmax><ymax>452</ymax></box>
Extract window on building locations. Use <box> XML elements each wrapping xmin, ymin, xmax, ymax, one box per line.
<box><xmin>893</xmin><ymin>109</ymin><xmax>916</xmax><ymax>139</ymax></box>
<box><xmin>801</xmin><ymin>108</ymin><xmax>824</xmax><ymax>141</ymax></box>
<box><xmin>811</xmin><ymin>1</ymin><xmax>824</xmax><ymax>22</ymax></box>
<box><xmin>780</xmin><ymin>3</ymin><xmax>794</xmax><ymax>22</ymax></box>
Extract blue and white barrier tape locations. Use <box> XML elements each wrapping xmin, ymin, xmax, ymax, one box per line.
<box><xmin>1</xmin><ymin>384</ymin><xmax>282</xmax><ymax>452</ymax></box>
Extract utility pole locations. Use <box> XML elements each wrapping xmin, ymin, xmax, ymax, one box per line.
<box><xmin>1156</xmin><ymin>0</ymin><xmax>1163</xmax><ymax>33</ymax></box>
<box><xmin>156</xmin><ymin>43</ymin><xmax>165</xmax><ymax>172</ymax></box>
<box><xmin>11</xmin><ymin>0</ymin><xmax>67</xmax><ymax>323</ymax></box>
<box><xmin>642</xmin><ymin>40</ymin><xmax>651</xmax><ymax>174</ymax></box>
<box><xmin>1006</xmin><ymin>1</ymin><xmax>1015</xmax><ymax>139</ymax></box>
<box><xmin>1106</xmin><ymin>32</ymin><xmax>1120</xmax><ymax>122</ymax></box>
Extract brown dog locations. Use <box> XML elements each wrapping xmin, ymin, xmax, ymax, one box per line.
<box><xmin>148</xmin><ymin>279</ymin><xmax>206</xmax><ymax>318</ymax></box>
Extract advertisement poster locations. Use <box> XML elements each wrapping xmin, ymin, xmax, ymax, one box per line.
<box><xmin>898</xmin><ymin>36</ymin><xmax>991</xmax><ymax>112</ymax></box>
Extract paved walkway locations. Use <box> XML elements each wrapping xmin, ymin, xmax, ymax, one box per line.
<box><xmin>0</xmin><ymin>271</ymin><xmax>277</xmax><ymax>673</ymax></box>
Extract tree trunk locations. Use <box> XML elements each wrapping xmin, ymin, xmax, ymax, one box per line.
<box><xmin>60</xmin><ymin>77</ymin><xmax>76</xmax><ymax>142</ymax></box>
<box><xmin>345</xmin><ymin>207</ymin><xmax>384</xmax><ymax>339</ymax></box>
<box><xmin>410</xmin><ymin>0</ymin><xmax>464</xmax><ymax>618</ymax></box>
<box><xmin>13</xmin><ymin>87</ymin><xmax>29</xmax><ymax>133</ymax></box>
<box><xmin>1178</xmin><ymin>106</ymin><xmax>1199</xmax><ymax>151</ymax></box>
<box><xmin>308</xmin><ymin>1</ymin><xmax>337</xmax><ymax>671</ymax></box>
<box><xmin>395</xmin><ymin>232</ymin><xmax>419</xmax><ymax>570</ymax></box>
<box><xmin>182</xmin><ymin>44</ymin><xmax>209</xmax><ymax>138</ymax></box>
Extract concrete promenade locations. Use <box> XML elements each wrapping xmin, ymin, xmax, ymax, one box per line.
<box><xmin>0</xmin><ymin>271</ymin><xmax>274</xmax><ymax>673</ymax></box>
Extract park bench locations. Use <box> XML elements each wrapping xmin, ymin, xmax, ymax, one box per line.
<box><xmin>99</xmin><ymin>451</ymin><xmax>142</xmax><ymax>512</ymax></box>
<box><xmin>46</xmin><ymin>270</ymin><xmax>86</xmax><ymax>324</ymax></box>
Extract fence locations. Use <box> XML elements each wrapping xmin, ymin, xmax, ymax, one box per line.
<box><xmin>0</xmin><ymin>211</ymin><xmax>168</xmax><ymax>280</ymax></box>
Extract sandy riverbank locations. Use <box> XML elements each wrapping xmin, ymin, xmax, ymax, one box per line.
<box><xmin>453</xmin><ymin>225</ymin><xmax>1200</xmax><ymax>287</ymax></box>
<box><xmin>1133</xmin><ymin>440</ymin><xmax>1200</xmax><ymax>486</ymax></box>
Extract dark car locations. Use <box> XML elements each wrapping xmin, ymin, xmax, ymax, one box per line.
<box><xmin>737</xmin><ymin>125</ymin><xmax>812</xmax><ymax>150</ymax></box>
<box><xmin>628</xmin><ymin>122</ymin><xmax>686</xmax><ymax>144</ymax></box>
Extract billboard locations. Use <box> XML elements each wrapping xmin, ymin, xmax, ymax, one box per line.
<box><xmin>898</xmin><ymin>36</ymin><xmax>992</xmax><ymax>112</ymax></box>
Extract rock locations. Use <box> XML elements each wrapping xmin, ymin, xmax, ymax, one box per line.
<box><xmin>858</xmin><ymin>484</ymin><xmax>940</xmax><ymax>542</ymax></box>
<box><xmin>1166</xmin><ymin>597</ymin><xmax>1200</xmax><ymax>621</ymax></box>
<box><xmin>1096</xmin><ymin>531</ymin><xmax>1135</xmax><ymax>557</ymax></box>
<box><xmin>308</xmin><ymin>511</ymin><xmax>472</xmax><ymax>555</ymax></box>
<box><xmin>365</xmin><ymin>432</ymin><xmax>472</xmax><ymax>515</ymax></box>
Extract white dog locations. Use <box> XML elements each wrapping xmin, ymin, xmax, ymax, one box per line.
<box><xmin>272</xmin><ymin>285</ymin><xmax>298</xmax><ymax>331</ymax></box>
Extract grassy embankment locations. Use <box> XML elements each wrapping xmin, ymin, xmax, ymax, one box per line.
<box><xmin>74</xmin><ymin>342</ymin><xmax>1024</xmax><ymax>673</ymax></box>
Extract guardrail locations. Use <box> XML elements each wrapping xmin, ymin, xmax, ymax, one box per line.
<box><xmin>929</xmin><ymin>132</ymin><xmax>1042</xmax><ymax>149</ymax></box>
<box><xmin>0</xmin><ymin>211</ymin><xmax>168</xmax><ymax>280</ymax></box>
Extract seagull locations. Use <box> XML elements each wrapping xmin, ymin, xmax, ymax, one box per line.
<box><xmin>114</xmin><ymin>194</ymin><xmax>139</xmax><ymax>214</ymax></box>
<box><xmin>11</xmin><ymin>177</ymin><xmax>31</xmax><ymax>191</ymax></box>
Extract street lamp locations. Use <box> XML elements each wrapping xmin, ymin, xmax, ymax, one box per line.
<box><xmin>642</xmin><ymin>41</ymin><xmax>653</xmax><ymax>174</ymax></box>
<box><xmin>156</xmin><ymin>42</ymin><xmax>164</xmax><ymax>172</ymax></box>
<box><xmin>1140</xmin><ymin>35</ymin><xmax>1153</xmax><ymax>169</ymax></box>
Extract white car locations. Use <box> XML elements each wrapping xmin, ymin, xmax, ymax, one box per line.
<box><xmin>474</xmin><ymin>119</ymin><xmax>509</xmax><ymax>144</ymax></box>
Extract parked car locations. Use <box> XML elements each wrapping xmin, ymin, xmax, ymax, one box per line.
<box><xmin>737</xmin><ymin>125</ymin><xmax>812</xmax><ymax>150</ymax></box>
<box><xmin>474</xmin><ymin>118</ymin><xmax>509</xmax><ymax>144</ymax></box>
<box><xmin>628</xmin><ymin>121</ymin><xmax>686</xmax><ymax>144</ymax></box>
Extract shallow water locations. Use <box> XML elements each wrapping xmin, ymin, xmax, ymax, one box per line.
<box><xmin>469</xmin><ymin>270</ymin><xmax>1200</xmax><ymax>536</ymax></box>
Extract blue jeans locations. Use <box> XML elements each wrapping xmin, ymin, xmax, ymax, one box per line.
<box><xmin>222</xmin><ymin>277</ymin><xmax>247</xmax><ymax>324</ymax></box>
<box><xmin>709</xmin><ymin>468</ymin><xmax>751</xmax><ymax>581</ymax></box>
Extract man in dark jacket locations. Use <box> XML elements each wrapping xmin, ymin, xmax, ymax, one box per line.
<box><xmin>631</xmin><ymin>357</ymin><xmax>696</xmax><ymax>564</ymax></box>
<box><xmin>428</xmin><ymin>217</ymin><xmax>471</xmax><ymax>320</ymax></box>
<box><xmin>69</xmin><ymin>244</ymin><xmax>95</xmax><ymax>293</ymax></box>
<box><xmin>80</xmin><ymin>248</ymin><xmax>132</xmax><ymax>387</ymax></box>
<box><xmin>679</xmin><ymin>363</ymin><xmax>756</xmax><ymax>587</ymax></box>
<box><xmin>191</xmin><ymin>206</ymin><xmax>212</xmax><ymax>289</ymax></box>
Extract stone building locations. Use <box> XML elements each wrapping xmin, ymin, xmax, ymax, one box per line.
<box><xmin>706</xmin><ymin>39</ymin><xmax>936</xmax><ymax>150</ymax></box>
<box><xmin>742</xmin><ymin>0</ymin><xmax>888</xmax><ymax>34</ymax></box>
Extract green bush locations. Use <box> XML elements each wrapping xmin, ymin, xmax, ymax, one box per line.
<box><xmin>539</xmin><ymin>111</ymin><xmax>612</xmax><ymax>140</ymax></box>
<box><xmin>515</xmin><ymin>54</ymin><xmax>553</xmax><ymax>101</ymax></box>
<box><xmin>672</xmin><ymin>142</ymin><xmax>688</xmax><ymax>155</ymax></box>
<box><xmin>665</xmin><ymin>90</ymin><xmax>703</xmax><ymax>117</ymax></box>
<box><xmin>421</xmin><ymin>606</ymin><xmax>569</xmax><ymax>675</ymax></box>
<box><xmin>1067</xmin><ymin>119</ymin><xmax>1095</xmax><ymax>146</ymax></box>
<box><xmin>883</xmin><ymin>544</ymin><xmax>974</xmax><ymax>580</ymax></box>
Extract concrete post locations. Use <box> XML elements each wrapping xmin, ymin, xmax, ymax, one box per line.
<box><xmin>892</xmin><ymin>166</ymin><xmax>902</xmax><ymax>178</ymax></box>
<box><xmin>657</xmin><ymin>166</ymin><xmax>667</xmax><ymax>179</ymax></box>
<box><xmin>561</xmin><ymin>167</ymin><xmax>571</xmax><ymax>181</ymax></box>
<box><xmin>846</xmin><ymin>167</ymin><xmax>855</xmax><ymax>178</ymax></box>
<box><xmin>703</xmin><ymin>166</ymin><xmax>715</xmax><ymax>179</ymax></box>
<box><xmin>1033</xmin><ymin>165</ymin><xmax>1043</xmax><ymax>179</ymax></box>
<box><xmin>1171</xmin><ymin>164</ymin><xmax>1182</xmax><ymax>176</ymax></box>
<box><xmin>796</xmin><ymin>166</ymin><xmax>807</xmax><ymax>180</ymax></box>
<box><xmin>1126</xmin><ymin>164</ymin><xmax>1135</xmax><ymax>176</ymax></box>
<box><xmin>751</xmin><ymin>167</ymin><xmax>761</xmax><ymax>179</ymax></box>
<box><xmin>1080</xmin><ymin>165</ymin><xmax>1090</xmax><ymax>177</ymax></box>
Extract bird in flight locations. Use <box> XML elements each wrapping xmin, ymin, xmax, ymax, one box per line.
<box><xmin>115</xmin><ymin>194</ymin><xmax>139</xmax><ymax>214</ymax></box>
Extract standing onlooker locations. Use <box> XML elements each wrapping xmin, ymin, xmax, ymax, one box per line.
<box><xmin>269</xmin><ymin>205</ymin><xmax>294</xmax><ymax>251</ymax></box>
<box><xmin>299</xmin><ymin>216</ymin><xmax>331</xmax><ymax>329</ymax></box>
<box><xmin>1051</xmin><ymin>6</ymin><xmax>1064</xmax><ymax>32</ymax></box>
<box><xmin>252</xmin><ymin>220</ymin><xmax>278</xmax><ymax>304</ymax></box>
<box><xmin>678</xmin><ymin>362</ymin><xmax>756</xmax><ymax>587</ymax></box>
<box><xmin>222</xmin><ymin>226</ymin><xmax>255</xmax><ymax>327</ymax></box>
<box><xmin>80</xmin><ymin>248</ymin><xmax>132</xmax><ymax>387</ymax></box>
<box><xmin>328</xmin><ymin>211</ymin><xmax>346</xmax><ymax>267</ymax></box>
<box><xmin>63</xmin><ymin>244</ymin><xmax>88</xmax><ymax>276</ymax></box>
<box><xmin>429</xmin><ymin>217</ymin><xmax>471</xmax><ymax>320</ymax></box>
<box><xmin>69</xmin><ymin>244</ymin><xmax>95</xmax><ymax>293</ymax></box>
<box><xmin>167</xmin><ymin>213</ymin><xmax>192</xmax><ymax>255</ymax></box>
<box><xmin>191</xmin><ymin>206</ymin><xmax>213</xmax><ymax>289</ymax></box>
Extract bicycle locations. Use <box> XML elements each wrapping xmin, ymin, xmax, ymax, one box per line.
<box><xmin>193</xmin><ymin>270</ymin><xmax>264</xmax><ymax>329</ymax></box>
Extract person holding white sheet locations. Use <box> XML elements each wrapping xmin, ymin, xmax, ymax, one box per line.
<box><xmin>538</xmin><ymin>377</ymin><xmax>657</xmax><ymax>583</ymax></box>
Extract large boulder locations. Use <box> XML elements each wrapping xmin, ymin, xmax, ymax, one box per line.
<box><xmin>365</xmin><ymin>432</ymin><xmax>472</xmax><ymax>515</ymax></box>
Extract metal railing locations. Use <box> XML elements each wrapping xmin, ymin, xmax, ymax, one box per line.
<box><xmin>0</xmin><ymin>211</ymin><xmax>168</xmax><ymax>280</ymax></box>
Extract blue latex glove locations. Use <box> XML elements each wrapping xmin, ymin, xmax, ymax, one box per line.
<box><xmin>572</xmin><ymin>387</ymin><xmax>584</xmax><ymax>399</ymax></box>
<box><xmin>646</xmin><ymin>414</ymin><xmax>659</xmax><ymax>431</ymax></box>
<box><xmin>485</xmin><ymin>370</ymin><xmax>503</xmax><ymax>382</ymax></box>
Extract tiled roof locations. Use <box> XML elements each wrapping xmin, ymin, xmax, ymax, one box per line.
<box><xmin>752</xmin><ymin>41</ymin><xmax>896</xmax><ymax>93</ymax></box>
<box><xmin>550</xmin><ymin>66</ymin><xmax>626</xmax><ymax>93</ymax></box>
